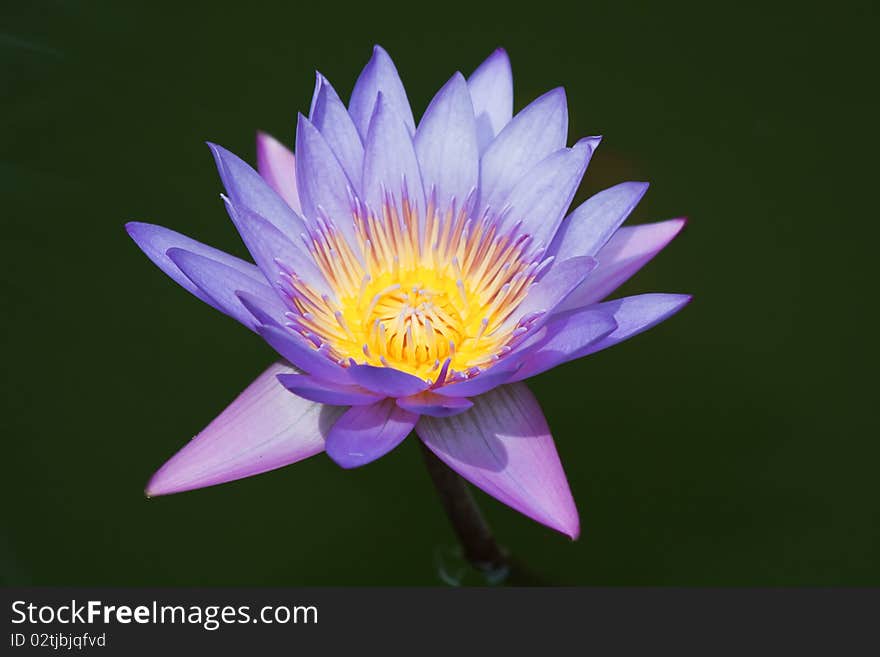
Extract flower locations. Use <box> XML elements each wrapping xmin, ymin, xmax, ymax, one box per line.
<box><xmin>127</xmin><ymin>46</ymin><xmax>690</xmax><ymax>539</ymax></box>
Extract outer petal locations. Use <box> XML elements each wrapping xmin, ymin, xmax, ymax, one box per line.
<box><xmin>310</xmin><ymin>74</ymin><xmax>364</xmax><ymax>191</ymax></box>
<box><xmin>166</xmin><ymin>248</ymin><xmax>287</xmax><ymax>330</ymax></box>
<box><xmin>549</xmin><ymin>181</ymin><xmax>650</xmax><ymax>261</ymax></box>
<box><xmin>417</xmin><ymin>382</ymin><xmax>579</xmax><ymax>538</ymax></box>
<box><xmin>509</xmin><ymin>308</ymin><xmax>618</xmax><ymax>381</ymax></box>
<box><xmin>348</xmin><ymin>45</ymin><xmax>415</xmax><ymax>140</ymax></box>
<box><xmin>276</xmin><ymin>373</ymin><xmax>382</xmax><ymax>406</ymax></box>
<box><xmin>567</xmin><ymin>293</ymin><xmax>692</xmax><ymax>357</ymax></box>
<box><xmin>467</xmin><ymin>48</ymin><xmax>513</xmax><ymax>153</ymax></box>
<box><xmin>396</xmin><ymin>391</ymin><xmax>473</xmax><ymax>417</ymax></box>
<box><xmin>294</xmin><ymin>114</ymin><xmax>357</xmax><ymax>243</ymax></box>
<box><xmin>208</xmin><ymin>142</ymin><xmax>307</xmax><ymax>239</ymax></box>
<box><xmin>146</xmin><ymin>362</ymin><xmax>342</xmax><ymax>496</ymax></box>
<box><xmin>255</xmin><ymin>131</ymin><xmax>301</xmax><ymax>213</ymax></box>
<box><xmin>478</xmin><ymin>88</ymin><xmax>568</xmax><ymax>214</ymax></box>
<box><xmin>499</xmin><ymin>137</ymin><xmax>598</xmax><ymax>249</ymax></box>
<box><xmin>325</xmin><ymin>399</ymin><xmax>418</xmax><ymax>468</ymax></box>
<box><xmin>125</xmin><ymin>222</ymin><xmax>264</xmax><ymax>309</ymax></box>
<box><xmin>362</xmin><ymin>93</ymin><xmax>426</xmax><ymax>214</ymax></box>
<box><xmin>348</xmin><ymin>364</ymin><xmax>429</xmax><ymax>397</ymax></box>
<box><xmin>414</xmin><ymin>72</ymin><xmax>479</xmax><ymax>211</ymax></box>
<box><xmin>557</xmin><ymin>218</ymin><xmax>687</xmax><ymax>312</ymax></box>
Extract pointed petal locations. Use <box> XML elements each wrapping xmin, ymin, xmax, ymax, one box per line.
<box><xmin>325</xmin><ymin>399</ymin><xmax>418</xmax><ymax>468</ymax></box>
<box><xmin>362</xmin><ymin>93</ymin><xmax>426</xmax><ymax>214</ymax></box>
<box><xmin>508</xmin><ymin>256</ymin><xmax>597</xmax><ymax>331</ymax></box>
<box><xmin>500</xmin><ymin>138</ymin><xmax>597</xmax><ymax>249</ymax></box>
<box><xmin>166</xmin><ymin>248</ymin><xmax>286</xmax><ymax>330</ymax></box>
<box><xmin>255</xmin><ymin>131</ymin><xmax>301</xmax><ymax>213</ymax></box>
<box><xmin>145</xmin><ymin>362</ymin><xmax>342</xmax><ymax>496</ymax></box>
<box><xmin>396</xmin><ymin>391</ymin><xmax>473</xmax><ymax>417</ymax></box>
<box><xmin>125</xmin><ymin>222</ymin><xmax>264</xmax><ymax>309</ymax></box>
<box><xmin>294</xmin><ymin>114</ymin><xmax>357</xmax><ymax>243</ymax></box>
<box><xmin>310</xmin><ymin>73</ymin><xmax>364</xmax><ymax>191</ymax></box>
<box><xmin>208</xmin><ymin>142</ymin><xmax>307</xmax><ymax>239</ymax></box>
<box><xmin>467</xmin><ymin>48</ymin><xmax>513</xmax><ymax>153</ymax></box>
<box><xmin>417</xmin><ymin>382</ymin><xmax>579</xmax><ymax>538</ymax></box>
<box><xmin>510</xmin><ymin>308</ymin><xmax>618</xmax><ymax>381</ymax></box>
<box><xmin>549</xmin><ymin>181</ymin><xmax>650</xmax><ymax>260</ymax></box>
<box><xmin>222</xmin><ymin>198</ymin><xmax>329</xmax><ymax>295</ymax></box>
<box><xmin>479</xmin><ymin>88</ymin><xmax>568</xmax><ymax>213</ymax></box>
<box><xmin>276</xmin><ymin>373</ymin><xmax>383</xmax><ymax>405</ymax></box>
<box><xmin>347</xmin><ymin>364</ymin><xmax>429</xmax><ymax>397</ymax></box>
<box><xmin>414</xmin><ymin>72</ymin><xmax>479</xmax><ymax>211</ymax></box>
<box><xmin>349</xmin><ymin>45</ymin><xmax>415</xmax><ymax>140</ymax></box>
<box><xmin>558</xmin><ymin>218</ymin><xmax>687</xmax><ymax>311</ymax></box>
<box><xmin>567</xmin><ymin>293</ymin><xmax>692</xmax><ymax>357</ymax></box>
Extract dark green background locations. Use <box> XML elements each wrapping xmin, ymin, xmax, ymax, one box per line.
<box><xmin>3</xmin><ymin>0</ymin><xmax>876</xmax><ymax>585</ymax></box>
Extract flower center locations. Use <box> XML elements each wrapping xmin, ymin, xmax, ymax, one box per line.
<box><xmin>285</xmin><ymin>192</ymin><xmax>544</xmax><ymax>382</ymax></box>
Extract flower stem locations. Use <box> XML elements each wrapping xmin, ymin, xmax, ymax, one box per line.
<box><xmin>418</xmin><ymin>441</ymin><xmax>509</xmax><ymax>578</ymax></box>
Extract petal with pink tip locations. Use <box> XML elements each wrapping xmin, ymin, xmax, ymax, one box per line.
<box><xmin>145</xmin><ymin>362</ymin><xmax>342</xmax><ymax>496</ymax></box>
<box><xmin>255</xmin><ymin>131</ymin><xmax>302</xmax><ymax>213</ymax></box>
<box><xmin>557</xmin><ymin>218</ymin><xmax>687</xmax><ymax>312</ymax></box>
<box><xmin>417</xmin><ymin>382</ymin><xmax>579</xmax><ymax>538</ymax></box>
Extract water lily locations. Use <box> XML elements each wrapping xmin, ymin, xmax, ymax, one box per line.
<box><xmin>127</xmin><ymin>46</ymin><xmax>689</xmax><ymax>539</ymax></box>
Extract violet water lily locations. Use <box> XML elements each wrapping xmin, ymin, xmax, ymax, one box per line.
<box><xmin>128</xmin><ymin>46</ymin><xmax>689</xmax><ymax>539</ymax></box>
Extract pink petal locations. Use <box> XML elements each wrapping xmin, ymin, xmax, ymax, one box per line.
<box><xmin>416</xmin><ymin>382</ymin><xmax>579</xmax><ymax>538</ymax></box>
<box><xmin>145</xmin><ymin>362</ymin><xmax>341</xmax><ymax>496</ymax></box>
<box><xmin>255</xmin><ymin>131</ymin><xmax>302</xmax><ymax>213</ymax></box>
<box><xmin>558</xmin><ymin>218</ymin><xmax>687</xmax><ymax>312</ymax></box>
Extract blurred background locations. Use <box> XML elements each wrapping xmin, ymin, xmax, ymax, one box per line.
<box><xmin>2</xmin><ymin>0</ymin><xmax>877</xmax><ymax>585</ymax></box>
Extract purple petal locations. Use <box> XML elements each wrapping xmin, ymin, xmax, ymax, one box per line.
<box><xmin>255</xmin><ymin>131</ymin><xmax>301</xmax><ymax>213</ymax></box>
<box><xmin>222</xmin><ymin>198</ymin><xmax>329</xmax><ymax>295</ymax></box>
<box><xmin>362</xmin><ymin>92</ymin><xmax>426</xmax><ymax>215</ymax></box>
<box><xmin>478</xmin><ymin>88</ymin><xmax>568</xmax><ymax>214</ymax></box>
<box><xmin>568</xmin><ymin>293</ymin><xmax>692</xmax><ymax>357</ymax></box>
<box><xmin>506</xmin><ymin>256</ymin><xmax>597</xmax><ymax>332</ymax></box>
<box><xmin>347</xmin><ymin>364</ymin><xmax>429</xmax><ymax>397</ymax></box>
<box><xmin>208</xmin><ymin>142</ymin><xmax>307</xmax><ymax>239</ymax></box>
<box><xmin>417</xmin><ymin>382</ymin><xmax>579</xmax><ymax>538</ymax></box>
<box><xmin>396</xmin><ymin>391</ymin><xmax>473</xmax><ymax>417</ymax></box>
<box><xmin>236</xmin><ymin>290</ymin><xmax>284</xmax><ymax>327</ymax></box>
<box><xmin>257</xmin><ymin>324</ymin><xmax>352</xmax><ymax>382</ymax></box>
<box><xmin>348</xmin><ymin>45</ymin><xmax>415</xmax><ymax>140</ymax></box>
<box><xmin>125</xmin><ymin>222</ymin><xmax>264</xmax><ymax>309</ymax></box>
<box><xmin>166</xmin><ymin>248</ymin><xmax>286</xmax><ymax>330</ymax></box>
<box><xmin>500</xmin><ymin>138</ymin><xmax>597</xmax><ymax>249</ymax></box>
<box><xmin>146</xmin><ymin>362</ymin><xmax>342</xmax><ymax>496</ymax></box>
<box><xmin>276</xmin><ymin>373</ymin><xmax>383</xmax><ymax>406</ymax></box>
<box><xmin>509</xmin><ymin>308</ymin><xmax>618</xmax><ymax>381</ymax></box>
<box><xmin>432</xmin><ymin>359</ymin><xmax>522</xmax><ymax>398</ymax></box>
<box><xmin>310</xmin><ymin>74</ymin><xmax>364</xmax><ymax>191</ymax></box>
<box><xmin>549</xmin><ymin>181</ymin><xmax>650</xmax><ymax>261</ymax></box>
<box><xmin>294</xmin><ymin>114</ymin><xmax>359</xmax><ymax>246</ymax></box>
<box><xmin>414</xmin><ymin>72</ymin><xmax>479</xmax><ymax>211</ymax></box>
<box><xmin>467</xmin><ymin>48</ymin><xmax>513</xmax><ymax>153</ymax></box>
<box><xmin>558</xmin><ymin>218</ymin><xmax>687</xmax><ymax>312</ymax></box>
<box><xmin>325</xmin><ymin>399</ymin><xmax>418</xmax><ymax>468</ymax></box>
